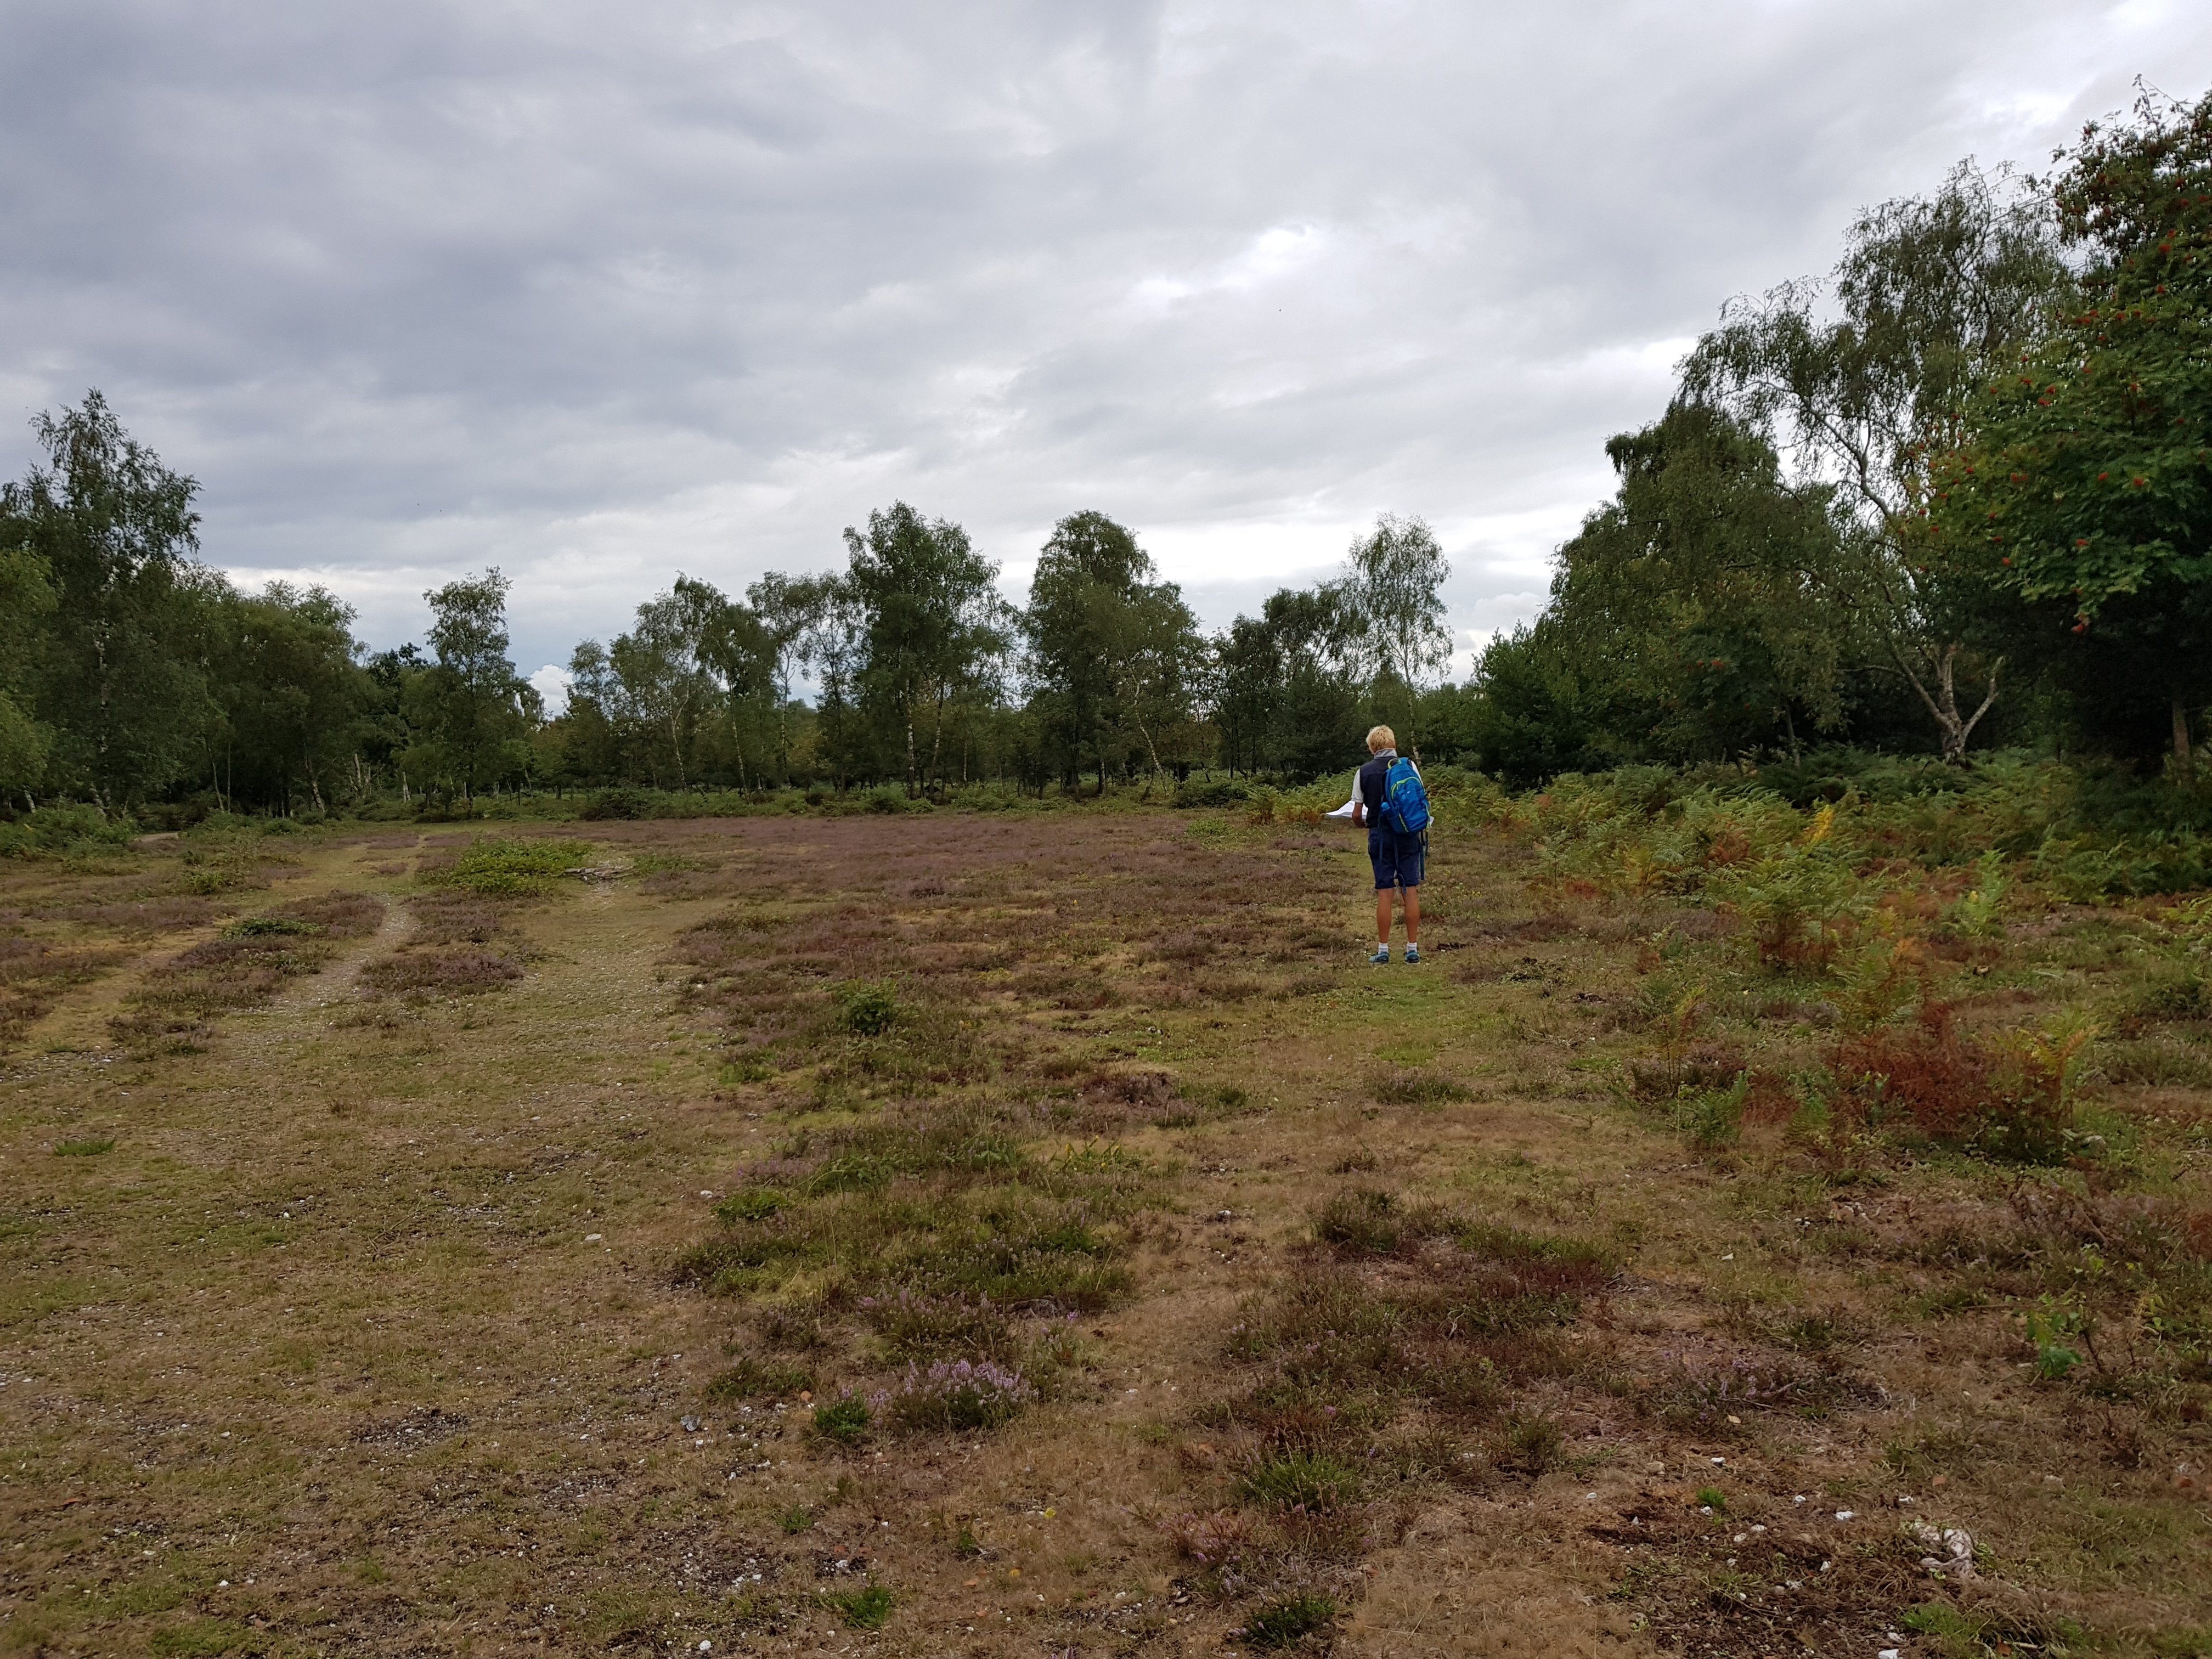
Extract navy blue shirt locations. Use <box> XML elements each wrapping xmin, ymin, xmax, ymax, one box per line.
<box><xmin>1357</xmin><ymin>753</ymin><xmax>1393</xmax><ymax>822</ymax></box>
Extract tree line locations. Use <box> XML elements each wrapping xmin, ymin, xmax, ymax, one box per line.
<box><xmin>0</xmin><ymin>400</ymin><xmax>1457</xmax><ymax>813</ymax></box>
<box><xmin>5</xmin><ymin>86</ymin><xmax>2208</xmax><ymax>817</ymax></box>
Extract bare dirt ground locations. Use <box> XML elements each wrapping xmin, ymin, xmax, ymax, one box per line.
<box><xmin>1</xmin><ymin>810</ymin><xmax>2207</xmax><ymax>1657</ymax></box>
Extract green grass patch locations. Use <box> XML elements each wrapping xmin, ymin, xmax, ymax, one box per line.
<box><xmin>811</xmin><ymin>1393</ymin><xmax>872</xmax><ymax>1446</ymax></box>
<box><xmin>221</xmin><ymin>915</ymin><xmax>320</xmax><ymax>938</ymax></box>
<box><xmin>704</xmin><ymin>1354</ymin><xmax>814</xmax><ymax>1401</ymax></box>
<box><xmin>1235</xmin><ymin>1452</ymin><xmax>1362</xmax><ymax>1513</ymax></box>
<box><xmin>425</xmin><ymin>836</ymin><xmax>589</xmax><ymax>896</ymax></box>
<box><xmin>1243</xmin><ymin>1591</ymin><xmax>1337</xmax><ymax>1649</ymax></box>
<box><xmin>676</xmin><ymin>1115</ymin><xmax>1162</xmax><ymax>1314</ymax></box>
<box><xmin>148</xmin><ymin>1620</ymin><xmax>255</xmax><ymax>1657</ymax></box>
<box><xmin>821</xmin><ymin>1584</ymin><xmax>893</xmax><ymax>1630</ymax></box>
<box><xmin>53</xmin><ymin>1137</ymin><xmax>114</xmax><ymax>1156</ymax></box>
<box><xmin>833</xmin><ymin>978</ymin><xmax>900</xmax><ymax>1035</ymax></box>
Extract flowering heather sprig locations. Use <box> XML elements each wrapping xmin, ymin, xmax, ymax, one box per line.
<box><xmin>883</xmin><ymin>1359</ymin><xmax>1034</xmax><ymax>1431</ymax></box>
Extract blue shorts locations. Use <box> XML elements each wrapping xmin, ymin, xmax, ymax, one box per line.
<box><xmin>1369</xmin><ymin>828</ymin><xmax>1425</xmax><ymax>890</ymax></box>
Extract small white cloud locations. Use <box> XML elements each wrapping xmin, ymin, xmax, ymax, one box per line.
<box><xmin>529</xmin><ymin>663</ymin><xmax>573</xmax><ymax>715</ymax></box>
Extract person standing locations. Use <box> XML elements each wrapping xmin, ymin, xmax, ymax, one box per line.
<box><xmin>1351</xmin><ymin>724</ymin><xmax>1427</xmax><ymax>964</ymax></box>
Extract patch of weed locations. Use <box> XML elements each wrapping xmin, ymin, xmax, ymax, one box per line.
<box><xmin>424</xmin><ymin>836</ymin><xmax>588</xmax><ymax>896</ymax></box>
<box><xmin>833</xmin><ymin>979</ymin><xmax>899</xmax><ymax>1036</ymax></box>
<box><xmin>1235</xmin><ymin>1451</ymin><xmax>1361</xmax><ymax>1513</ymax></box>
<box><xmin>148</xmin><ymin>1620</ymin><xmax>254</xmax><ymax>1657</ymax></box>
<box><xmin>821</xmin><ymin>1584</ymin><xmax>893</xmax><ymax>1630</ymax></box>
<box><xmin>1372</xmin><ymin>1067</ymin><xmax>1472</xmax><ymax>1105</ymax></box>
<box><xmin>704</xmin><ymin>1354</ymin><xmax>814</xmax><ymax>1401</ymax></box>
<box><xmin>1243</xmin><ymin>1591</ymin><xmax>1337</xmax><ymax>1649</ymax></box>
<box><xmin>811</xmin><ymin>1392</ymin><xmax>872</xmax><ymax>1446</ymax></box>
<box><xmin>881</xmin><ymin>1359</ymin><xmax>1034</xmax><ymax>1432</ymax></box>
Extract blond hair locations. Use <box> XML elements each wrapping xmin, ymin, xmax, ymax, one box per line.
<box><xmin>1365</xmin><ymin>725</ymin><xmax>1396</xmax><ymax>753</ymax></box>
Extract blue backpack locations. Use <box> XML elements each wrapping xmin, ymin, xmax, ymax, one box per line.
<box><xmin>1380</xmin><ymin>757</ymin><xmax>1431</xmax><ymax>835</ymax></box>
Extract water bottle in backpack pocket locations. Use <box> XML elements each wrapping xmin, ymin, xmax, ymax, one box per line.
<box><xmin>1380</xmin><ymin>757</ymin><xmax>1430</xmax><ymax>835</ymax></box>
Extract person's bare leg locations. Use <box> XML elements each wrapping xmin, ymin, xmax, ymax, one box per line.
<box><xmin>1375</xmin><ymin>888</ymin><xmax>1393</xmax><ymax>947</ymax></box>
<box><xmin>1403</xmin><ymin>885</ymin><xmax>1420</xmax><ymax>946</ymax></box>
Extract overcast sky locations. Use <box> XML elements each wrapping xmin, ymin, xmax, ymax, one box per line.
<box><xmin>4</xmin><ymin>1</ymin><xmax>2209</xmax><ymax>702</ymax></box>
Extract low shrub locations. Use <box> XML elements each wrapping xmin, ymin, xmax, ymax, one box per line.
<box><xmin>1653</xmin><ymin>1356</ymin><xmax>1870</xmax><ymax>1426</ymax></box>
<box><xmin>579</xmin><ymin>787</ymin><xmax>650</xmax><ymax>821</ymax></box>
<box><xmin>1314</xmin><ymin>1187</ymin><xmax>1402</xmax><ymax>1252</ymax></box>
<box><xmin>222</xmin><ymin>914</ymin><xmax>318</xmax><ymax>938</ymax></box>
<box><xmin>832</xmin><ymin>979</ymin><xmax>899</xmax><ymax>1036</ymax></box>
<box><xmin>704</xmin><ymin>1355</ymin><xmax>814</xmax><ymax>1401</ymax></box>
<box><xmin>1372</xmin><ymin>1067</ymin><xmax>1473</xmax><ymax>1105</ymax></box>
<box><xmin>1165</xmin><ymin>1509</ymin><xmax>1256</xmax><ymax>1569</ymax></box>
<box><xmin>1830</xmin><ymin>1003</ymin><xmax>2095</xmax><ymax>1164</ymax></box>
<box><xmin>1677</xmin><ymin>1075</ymin><xmax>1748</xmax><ymax>1149</ymax></box>
<box><xmin>810</xmin><ymin>1391</ymin><xmax>872</xmax><ymax>1446</ymax></box>
<box><xmin>878</xmin><ymin>1358</ymin><xmax>1034</xmax><ymax>1431</ymax></box>
<box><xmin>425</xmin><ymin>836</ymin><xmax>588</xmax><ymax>896</ymax></box>
<box><xmin>358</xmin><ymin>949</ymin><xmax>523</xmax><ymax>998</ymax></box>
<box><xmin>0</xmin><ymin>804</ymin><xmax>132</xmax><ymax>859</ymax></box>
<box><xmin>714</xmin><ymin>1186</ymin><xmax>786</xmax><ymax>1222</ymax></box>
<box><xmin>860</xmin><ymin>1291</ymin><xmax>1016</xmax><ymax>1362</ymax></box>
<box><xmin>1173</xmin><ymin>777</ymin><xmax>1251</xmax><ymax>809</ymax></box>
<box><xmin>1235</xmin><ymin>1451</ymin><xmax>1362</xmax><ymax>1513</ymax></box>
<box><xmin>1497</xmin><ymin>1410</ymin><xmax>1564</xmax><ymax>1472</ymax></box>
<box><xmin>820</xmin><ymin>1584</ymin><xmax>894</xmax><ymax>1630</ymax></box>
<box><xmin>1243</xmin><ymin>1592</ymin><xmax>1337</xmax><ymax>1650</ymax></box>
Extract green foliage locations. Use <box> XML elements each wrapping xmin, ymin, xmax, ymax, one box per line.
<box><xmin>705</xmin><ymin>1355</ymin><xmax>813</xmax><ymax>1401</ymax></box>
<box><xmin>1678</xmin><ymin>1075</ymin><xmax>1749</xmax><ymax>1149</ymax></box>
<box><xmin>403</xmin><ymin>569</ymin><xmax>537</xmax><ymax>801</ymax></box>
<box><xmin>1</xmin><ymin>392</ymin><xmax>216</xmax><ymax>805</ymax></box>
<box><xmin>810</xmin><ymin>1392</ymin><xmax>872</xmax><ymax>1446</ymax></box>
<box><xmin>1024</xmin><ymin>511</ymin><xmax>1205</xmax><ymax>788</ymax></box>
<box><xmin>426</xmin><ymin>836</ymin><xmax>584</xmax><ymax>896</ymax></box>
<box><xmin>1900</xmin><ymin>1597</ymin><xmax>2085</xmax><ymax>1656</ymax></box>
<box><xmin>840</xmin><ymin>502</ymin><xmax>1011</xmax><ymax>791</ymax></box>
<box><xmin>1525</xmin><ymin>406</ymin><xmax>1854</xmax><ymax>768</ymax></box>
<box><xmin>1685</xmin><ymin>160</ymin><xmax>2064</xmax><ymax>758</ymax></box>
<box><xmin>1933</xmin><ymin>89</ymin><xmax>2212</xmax><ymax>768</ymax></box>
<box><xmin>53</xmin><ymin>1137</ymin><xmax>114</xmax><ymax>1156</ymax></box>
<box><xmin>1235</xmin><ymin>1452</ymin><xmax>1362</xmax><ymax>1513</ymax></box>
<box><xmin>714</xmin><ymin>1187</ymin><xmax>786</xmax><ymax>1222</ymax></box>
<box><xmin>832</xmin><ymin>979</ymin><xmax>900</xmax><ymax>1036</ymax></box>
<box><xmin>222</xmin><ymin>915</ymin><xmax>320</xmax><ymax>938</ymax></box>
<box><xmin>777</xmin><ymin>1505</ymin><xmax>815</xmax><ymax>1534</ymax></box>
<box><xmin>820</xmin><ymin>1584</ymin><xmax>893</xmax><ymax>1630</ymax></box>
<box><xmin>0</xmin><ymin>804</ymin><xmax>132</xmax><ymax>858</ymax></box>
<box><xmin>579</xmin><ymin>786</ymin><xmax>650</xmax><ymax>820</ymax></box>
<box><xmin>148</xmin><ymin>1620</ymin><xmax>254</xmax><ymax>1657</ymax></box>
<box><xmin>1945</xmin><ymin>849</ymin><xmax>2010</xmax><ymax>937</ymax></box>
<box><xmin>1694</xmin><ymin>1486</ymin><xmax>1727</xmax><ymax>1511</ymax></box>
<box><xmin>1243</xmin><ymin>1591</ymin><xmax>1338</xmax><ymax>1649</ymax></box>
<box><xmin>2027</xmin><ymin>1299</ymin><xmax>2089</xmax><ymax>1380</ymax></box>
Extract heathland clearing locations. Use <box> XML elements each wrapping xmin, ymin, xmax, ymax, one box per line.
<box><xmin>3</xmin><ymin>806</ymin><xmax>2209</xmax><ymax>1657</ymax></box>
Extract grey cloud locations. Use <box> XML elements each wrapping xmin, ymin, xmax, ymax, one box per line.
<box><xmin>1</xmin><ymin>0</ymin><xmax>2207</xmax><ymax>672</ymax></box>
